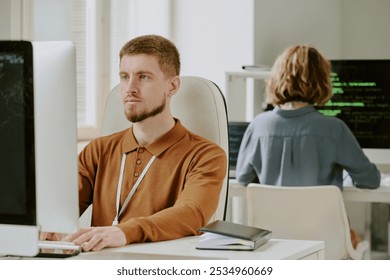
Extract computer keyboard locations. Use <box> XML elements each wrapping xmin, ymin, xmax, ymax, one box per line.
<box><xmin>38</xmin><ymin>240</ymin><xmax>80</xmax><ymax>250</ymax></box>
<box><xmin>37</xmin><ymin>240</ymin><xmax>81</xmax><ymax>258</ymax></box>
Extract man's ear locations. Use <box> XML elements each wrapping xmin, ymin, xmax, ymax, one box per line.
<box><xmin>168</xmin><ymin>76</ymin><xmax>180</xmax><ymax>97</ymax></box>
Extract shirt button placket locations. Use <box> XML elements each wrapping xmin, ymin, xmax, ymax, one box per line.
<box><xmin>134</xmin><ymin>148</ymin><xmax>144</xmax><ymax>178</ymax></box>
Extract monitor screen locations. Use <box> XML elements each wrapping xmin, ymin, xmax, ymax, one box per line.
<box><xmin>0</xmin><ymin>41</ymin><xmax>36</xmax><ymax>226</ymax></box>
<box><xmin>318</xmin><ymin>60</ymin><xmax>390</xmax><ymax>149</ymax></box>
<box><xmin>228</xmin><ymin>122</ymin><xmax>249</xmax><ymax>177</ymax></box>
<box><xmin>0</xmin><ymin>41</ymin><xmax>79</xmax><ymax>257</ymax></box>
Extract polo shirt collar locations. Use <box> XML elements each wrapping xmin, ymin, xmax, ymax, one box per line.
<box><xmin>120</xmin><ymin>118</ymin><xmax>187</xmax><ymax>157</ymax></box>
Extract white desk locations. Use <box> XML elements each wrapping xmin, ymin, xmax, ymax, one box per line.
<box><xmin>74</xmin><ymin>236</ymin><xmax>324</xmax><ymax>260</ymax></box>
<box><xmin>343</xmin><ymin>184</ymin><xmax>390</xmax><ymax>203</ymax></box>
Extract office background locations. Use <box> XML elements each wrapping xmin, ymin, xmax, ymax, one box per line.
<box><xmin>2</xmin><ymin>0</ymin><xmax>390</xmax><ymax>132</ymax></box>
<box><xmin>1</xmin><ymin>0</ymin><xmax>390</xmax><ymax>254</ymax></box>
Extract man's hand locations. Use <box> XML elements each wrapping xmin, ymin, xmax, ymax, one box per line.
<box><xmin>39</xmin><ymin>232</ymin><xmax>62</xmax><ymax>241</ymax></box>
<box><xmin>39</xmin><ymin>232</ymin><xmax>64</xmax><ymax>254</ymax></box>
<box><xmin>64</xmin><ymin>226</ymin><xmax>127</xmax><ymax>251</ymax></box>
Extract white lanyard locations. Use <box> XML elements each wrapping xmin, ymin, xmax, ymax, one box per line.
<box><xmin>112</xmin><ymin>153</ymin><xmax>156</xmax><ymax>225</ymax></box>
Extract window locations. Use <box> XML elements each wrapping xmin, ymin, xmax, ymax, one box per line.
<box><xmin>70</xmin><ymin>0</ymin><xmax>100</xmax><ymax>140</ymax></box>
<box><xmin>71</xmin><ymin>0</ymin><xmax>134</xmax><ymax>140</ymax></box>
<box><xmin>14</xmin><ymin>0</ymin><xmax>171</xmax><ymax>141</ymax></box>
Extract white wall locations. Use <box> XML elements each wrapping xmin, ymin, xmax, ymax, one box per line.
<box><xmin>253</xmin><ymin>0</ymin><xmax>390</xmax><ymax>65</ymax></box>
<box><xmin>32</xmin><ymin>0</ymin><xmax>70</xmax><ymax>40</ymax></box>
<box><xmin>172</xmin><ymin>0</ymin><xmax>254</xmax><ymax>93</ymax></box>
<box><xmin>340</xmin><ymin>0</ymin><xmax>390</xmax><ymax>58</ymax></box>
<box><xmin>253</xmin><ymin>0</ymin><xmax>342</xmax><ymax>64</ymax></box>
<box><xmin>0</xmin><ymin>0</ymin><xmax>12</xmax><ymax>39</ymax></box>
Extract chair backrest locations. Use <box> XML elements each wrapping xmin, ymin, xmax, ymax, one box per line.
<box><xmin>246</xmin><ymin>184</ymin><xmax>361</xmax><ymax>259</ymax></box>
<box><xmin>102</xmin><ymin>76</ymin><xmax>229</xmax><ymax>222</ymax></box>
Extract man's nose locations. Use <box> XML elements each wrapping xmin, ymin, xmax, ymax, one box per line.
<box><xmin>126</xmin><ymin>76</ymin><xmax>138</xmax><ymax>94</ymax></box>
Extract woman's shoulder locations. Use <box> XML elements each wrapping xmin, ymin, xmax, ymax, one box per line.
<box><xmin>311</xmin><ymin>110</ymin><xmax>348</xmax><ymax>128</ymax></box>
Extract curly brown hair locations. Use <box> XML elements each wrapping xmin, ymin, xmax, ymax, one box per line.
<box><xmin>266</xmin><ymin>45</ymin><xmax>332</xmax><ymax>106</ymax></box>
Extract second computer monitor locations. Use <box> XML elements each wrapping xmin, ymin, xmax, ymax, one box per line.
<box><xmin>319</xmin><ymin>60</ymin><xmax>390</xmax><ymax>165</ymax></box>
<box><xmin>228</xmin><ymin>122</ymin><xmax>249</xmax><ymax>178</ymax></box>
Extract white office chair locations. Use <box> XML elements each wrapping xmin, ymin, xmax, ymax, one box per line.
<box><xmin>100</xmin><ymin>76</ymin><xmax>229</xmax><ymax>222</ymax></box>
<box><xmin>246</xmin><ymin>184</ymin><xmax>369</xmax><ymax>259</ymax></box>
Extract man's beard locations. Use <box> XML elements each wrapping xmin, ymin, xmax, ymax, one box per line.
<box><xmin>126</xmin><ymin>96</ymin><xmax>166</xmax><ymax>123</ymax></box>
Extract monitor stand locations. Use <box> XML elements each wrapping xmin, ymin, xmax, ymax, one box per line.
<box><xmin>0</xmin><ymin>224</ymin><xmax>39</xmax><ymax>257</ymax></box>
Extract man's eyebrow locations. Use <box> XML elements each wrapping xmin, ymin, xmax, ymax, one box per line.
<box><xmin>118</xmin><ymin>70</ymin><xmax>155</xmax><ymax>75</ymax></box>
<box><xmin>136</xmin><ymin>70</ymin><xmax>155</xmax><ymax>76</ymax></box>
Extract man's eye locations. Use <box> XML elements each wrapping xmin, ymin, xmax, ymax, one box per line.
<box><xmin>120</xmin><ymin>75</ymin><xmax>129</xmax><ymax>81</ymax></box>
<box><xmin>140</xmin><ymin>75</ymin><xmax>149</xmax><ymax>80</ymax></box>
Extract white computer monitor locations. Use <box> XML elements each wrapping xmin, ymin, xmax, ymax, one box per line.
<box><xmin>33</xmin><ymin>41</ymin><xmax>79</xmax><ymax>234</ymax></box>
<box><xmin>0</xmin><ymin>41</ymin><xmax>39</xmax><ymax>257</ymax></box>
<box><xmin>0</xmin><ymin>41</ymin><xmax>79</xmax><ymax>257</ymax></box>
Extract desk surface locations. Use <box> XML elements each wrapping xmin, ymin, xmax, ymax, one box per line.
<box><xmin>74</xmin><ymin>236</ymin><xmax>324</xmax><ymax>260</ymax></box>
<box><xmin>343</xmin><ymin>184</ymin><xmax>390</xmax><ymax>203</ymax></box>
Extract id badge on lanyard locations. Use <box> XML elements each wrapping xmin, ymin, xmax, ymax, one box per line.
<box><xmin>112</xmin><ymin>153</ymin><xmax>156</xmax><ymax>225</ymax></box>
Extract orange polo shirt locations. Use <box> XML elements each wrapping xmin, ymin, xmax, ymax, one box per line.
<box><xmin>78</xmin><ymin>119</ymin><xmax>227</xmax><ymax>244</ymax></box>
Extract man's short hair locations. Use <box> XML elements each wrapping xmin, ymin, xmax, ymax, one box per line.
<box><xmin>120</xmin><ymin>34</ymin><xmax>181</xmax><ymax>78</ymax></box>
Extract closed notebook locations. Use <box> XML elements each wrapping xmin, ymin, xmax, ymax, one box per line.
<box><xmin>196</xmin><ymin>220</ymin><xmax>272</xmax><ymax>251</ymax></box>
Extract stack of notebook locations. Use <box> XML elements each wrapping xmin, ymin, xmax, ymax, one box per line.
<box><xmin>196</xmin><ymin>220</ymin><xmax>272</xmax><ymax>251</ymax></box>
